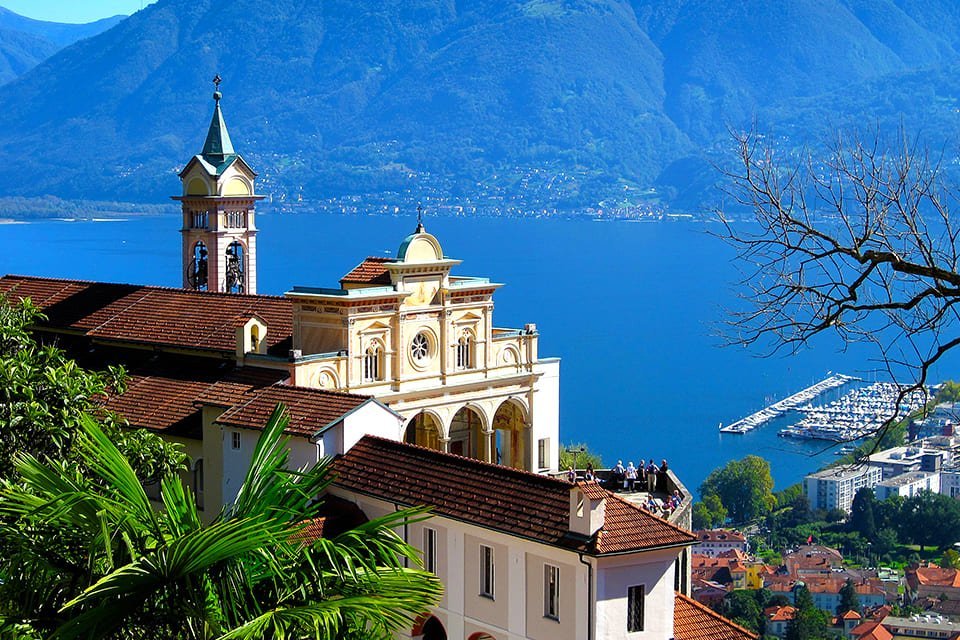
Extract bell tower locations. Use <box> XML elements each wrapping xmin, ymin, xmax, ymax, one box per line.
<box><xmin>175</xmin><ymin>75</ymin><xmax>262</xmax><ymax>294</ymax></box>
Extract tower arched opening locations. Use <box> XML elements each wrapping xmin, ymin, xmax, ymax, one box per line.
<box><xmin>225</xmin><ymin>241</ymin><xmax>245</xmax><ymax>294</ymax></box>
<box><xmin>187</xmin><ymin>241</ymin><xmax>209</xmax><ymax>291</ymax></box>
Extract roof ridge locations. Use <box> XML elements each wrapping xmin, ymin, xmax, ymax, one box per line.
<box><xmin>271</xmin><ymin>381</ymin><xmax>372</xmax><ymax>402</ymax></box>
<box><xmin>1</xmin><ymin>274</ymin><xmax>291</xmax><ymax>302</ymax></box>
<box><xmin>357</xmin><ymin>434</ymin><xmax>574</xmax><ymax>489</ymax></box>
<box><xmin>675</xmin><ymin>592</ymin><xmax>759</xmax><ymax>638</ymax></box>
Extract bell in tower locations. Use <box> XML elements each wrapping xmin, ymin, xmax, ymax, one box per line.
<box><xmin>174</xmin><ymin>75</ymin><xmax>262</xmax><ymax>294</ymax></box>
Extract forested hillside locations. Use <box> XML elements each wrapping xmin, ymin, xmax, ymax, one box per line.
<box><xmin>0</xmin><ymin>0</ymin><xmax>958</xmax><ymax>212</ymax></box>
<box><xmin>0</xmin><ymin>7</ymin><xmax>123</xmax><ymax>85</ymax></box>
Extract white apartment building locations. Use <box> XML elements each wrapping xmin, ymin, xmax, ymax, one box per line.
<box><xmin>803</xmin><ymin>465</ymin><xmax>882</xmax><ymax>513</ymax></box>
<box><xmin>329</xmin><ymin>435</ymin><xmax>751</xmax><ymax>640</ymax></box>
<box><xmin>874</xmin><ymin>470</ymin><xmax>941</xmax><ymax>501</ymax></box>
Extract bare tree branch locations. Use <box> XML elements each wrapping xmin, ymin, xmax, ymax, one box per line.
<box><xmin>717</xmin><ymin>127</ymin><xmax>960</xmax><ymax>446</ymax></box>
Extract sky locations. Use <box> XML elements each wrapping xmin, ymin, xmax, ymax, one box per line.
<box><xmin>0</xmin><ymin>0</ymin><xmax>158</xmax><ymax>23</ymax></box>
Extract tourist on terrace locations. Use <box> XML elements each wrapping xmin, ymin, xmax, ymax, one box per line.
<box><xmin>646</xmin><ymin>459</ymin><xmax>658</xmax><ymax>492</ymax></box>
<box><xmin>612</xmin><ymin>460</ymin><xmax>625</xmax><ymax>489</ymax></box>
<box><xmin>658</xmin><ymin>459</ymin><xmax>670</xmax><ymax>493</ymax></box>
<box><xmin>625</xmin><ymin>461</ymin><xmax>637</xmax><ymax>492</ymax></box>
<box><xmin>566</xmin><ymin>465</ymin><xmax>576</xmax><ymax>483</ymax></box>
<box><xmin>670</xmin><ymin>489</ymin><xmax>682</xmax><ymax>510</ymax></box>
<box><xmin>637</xmin><ymin>459</ymin><xmax>646</xmax><ymax>486</ymax></box>
<box><xmin>584</xmin><ymin>463</ymin><xmax>596</xmax><ymax>482</ymax></box>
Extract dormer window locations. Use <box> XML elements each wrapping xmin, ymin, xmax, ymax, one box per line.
<box><xmin>456</xmin><ymin>335</ymin><xmax>473</xmax><ymax>369</ymax></box>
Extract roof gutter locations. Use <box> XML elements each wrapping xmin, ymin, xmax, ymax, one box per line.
<box><xmin>579</xmin><ymin>552</ymin><xmax>594</xmax><ymax>640</ymax></box>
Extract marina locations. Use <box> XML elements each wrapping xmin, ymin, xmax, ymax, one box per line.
<box><xmin>719</xmin><ymin>373</ymin><xmax>859</xmax><ymax>434</ymax></box>
<box><xmin>778</xmin><ymin>382</ymin><xmax>931</xmax><ymax>442</ymax></box>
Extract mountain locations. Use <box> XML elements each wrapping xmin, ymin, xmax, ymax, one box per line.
<box><xmin>0</xmin><ymin>7</ymin><xmax>125</xmax><ymax>85</ymax></box>
<box><xmin>0</xmin><ymin>0</ymin><xmax>958</xmax><ymax>211</ymax></box>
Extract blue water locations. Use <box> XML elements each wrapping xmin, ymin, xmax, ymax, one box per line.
<box><xmin>2</xmin><ymin>213</ymin><xmax>955</xmax><ymax>495</ymax></box>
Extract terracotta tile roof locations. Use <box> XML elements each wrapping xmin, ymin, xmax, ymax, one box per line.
<box><xmin>100</xmin><ymin>364</ymin><xmax>285</xmax><ymax>438</ymax></box>
<box><xmin>340</xmin><ymin>257</ymin><xmax>394</xmax><ymax>286</ymax></box>
<box><xmin>842</xmin><ymin>610</ymin><xmax>862</xmax><ymax>620</ymax></box>
<box><xmin>695</xmin><ymin>529</ymin><xmax>747</xmax><ymax>543</ymax></box>
<box><xmin>912</xmin><ymin>566</ymin><xmax>960</xmax><ymax>588</ymax></box>
<box><xmin>292</xmin><ymin>496</ymin><xmax>369</xmax><ymax>544</ymax></box>
<box><xmin>849</xmin><ymin>620</ymin><xmax>893</xmax><ymax>640</ymax></box>
<box><xmin>765</xmin><ymin>605</ymin><xmax>796</xmax><ymax>622</ymax></box>
<box><xmin>330</xmin><ymin>436</ymin><xmax>696</xmax><ymax>556</ymax></box>
<box><xmin>674</xmin><ymin>593</ymin><xmax>758</xmax><ymax>640</ymax></box>
<box><xmin>214</xmin><ymin>385</ymin><xmax>374</xmax><ymax>437</ymax></box>
<box><xmin>0</xmin><ymin>275</ymin><xmax>293</xmax><ymax>355</ymax></box>
<box><xmin>767</xmin><ymin>576</ymin><xmax>885</xmax><ymax>596</ymax></box>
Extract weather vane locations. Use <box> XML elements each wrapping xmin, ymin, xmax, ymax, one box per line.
<box><xmin>213</xmin><ymin>74</ymin><xmax>222</xmax><ymax>102</ymax></box>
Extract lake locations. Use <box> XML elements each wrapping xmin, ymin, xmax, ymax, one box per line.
<box><xmin>1</xmin><ymin>212</ymin><xmax>954</xmax><ymax>495</ymax></box>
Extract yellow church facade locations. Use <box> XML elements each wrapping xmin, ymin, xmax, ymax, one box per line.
<box><xmin>279</xmin><ymin>223</ymin><xmax>561</xmax><ymax>473</ymax></box>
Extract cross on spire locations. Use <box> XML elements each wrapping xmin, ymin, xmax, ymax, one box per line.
<box><xmin>416</xmin><ymin>202</ymin><xmax>425</xmax><ymax>232</ymax></box>
<box><xmin>213</xmin><ymin>74</ymin><xmax>222</xmax><ymax>102</ymax></box>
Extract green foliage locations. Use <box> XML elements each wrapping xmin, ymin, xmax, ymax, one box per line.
<box><xmin>699</xmin><ymin>455</ymin><xmax>775</xmax><ymax>524</ymax></box>
<box><xmin>943</xmin><ymin>549</ymin><xmax>960</xmax><ymax>569</ymax></box>
<box><xmin>718</xmin><ymin>589</ymin><xmax>782</xmax><ymax>635</ymax></box>
<box><xmin>898</xmin><ymin>490</ymin><xmax>960</xmax><ymax>550</ymax></box>
<box><xmin>935</xmin><ymin>380</ymin><xmax>960</xmax><ymax>403</ymax></box>
<box><xmin>559</xmin><ymin>442</ymin><xmax>603</xmax><ymax>470</ymax></box>
<box><xmin>692</xmin><ymin>492</ymin><xmax>728</xmax><ymax>529</ymax></box>
<box><xmin>775</xmin><ymin>484</ymin><xmax>803</xmax><ymax>510</ymax></box>
<box><xmin>0</xmin><ymin>406</ymin><xmax>442</xmax><ymax>638</ymax></box>
<box><xmin>838</xmin><ymin>578</ymin><xmax>860</xmax><ymax>614</ymax></box>
<box><xmin>849</xmin><ymin>488</ymin><xmax>877</xmax><ymax>540</ymax></box>
<box><xmin>786</xmin><ymin>585</ymin><xmax>830</xmax><ymax>640</ymax></box>
<box><xmin>0</xmin><ymin>296</ymin><xmax>184</xmax><ymax>483</ymax></box>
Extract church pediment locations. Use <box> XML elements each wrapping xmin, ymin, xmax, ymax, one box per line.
<box><xmin>453</xmin><ymin>311</ymin><xmax>483</xmax><ymax>324</ymax></box>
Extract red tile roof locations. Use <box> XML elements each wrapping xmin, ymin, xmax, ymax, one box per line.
<box><xmin>214</xmin><ymin>385</ymin><xmax>374</xmax><ymax>437</ymax></box>
<box><xmin>767</xmin><ymin>576</ymin><xmax>885</xmax><ymax>596</ymax></box>
<box><xmin>101</xmin><ymin>364</ymin><xmax>284</xmax><ymax>437</ymax></box>
<box><xmin>849</xmin><ymin>620</ymin><xmax>893</xmax><ymax>640</ymax></box>
<box><xmin>911</xmin><ymin>566</ymin><xmax>960</xmax><ymax>588</ymax></box>
<box><xmin>340</xmin><ymin>257</ymin><xmax>394</xmax><ymax>286</ymax></box>
<box><xmin>0</xmin><ymin>275</ymin><xmax>293</xmax><ymax>355</ymax></box>
<box><xmin>695</xmin><ymin>529</ymin><xmax>747</xmax><ymax>543</ymax></box>
<box><xmin>765</xmin><ymin>605</ymin><xmax>796</xmax><ymax>622</ymax></box>
<box><xmin>674</xmin><ymin>593</ymin><xmax>758</xmax><ymax>640</ymax></box>
<box><xmin>330</xmin><ymin>436</ymin><xmax>696</xmax><ymax>556</ymax></box>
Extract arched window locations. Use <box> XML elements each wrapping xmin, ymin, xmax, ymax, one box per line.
<box><xmin>363</xmin><ymin>344</ymin><xmax>382</xmax><ymax>382</ymax></box>
<box><xmin>187</xmin><ymin>241</ymin><xmax>208</xmax><ymax>290</ymax></box>
<box><xmin>456</xmin><ymin>334</ymin><xmax>473</xmax><ymax>369</ymax></box>
<box><xmin>225</xmin><ymin>241</ymin><xmax>245</xmax><ymax>294</ymax></box>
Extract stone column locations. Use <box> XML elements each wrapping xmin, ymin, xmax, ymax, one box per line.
<box><xmin>482</xmin><ymin>429</ymin><xmax>494</xmax><ymax>463</ymax></box>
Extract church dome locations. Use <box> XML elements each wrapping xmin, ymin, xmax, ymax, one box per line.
<box><xmin>397</xmin><ymin>222</ymin><xmax>444</xmax><ymax>263</ymax></box>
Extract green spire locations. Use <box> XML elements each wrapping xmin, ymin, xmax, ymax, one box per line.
<box><xmin>201</xmin><ymin>74</ymin><xmax>235</xmax><ymax>163</ymax></box>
